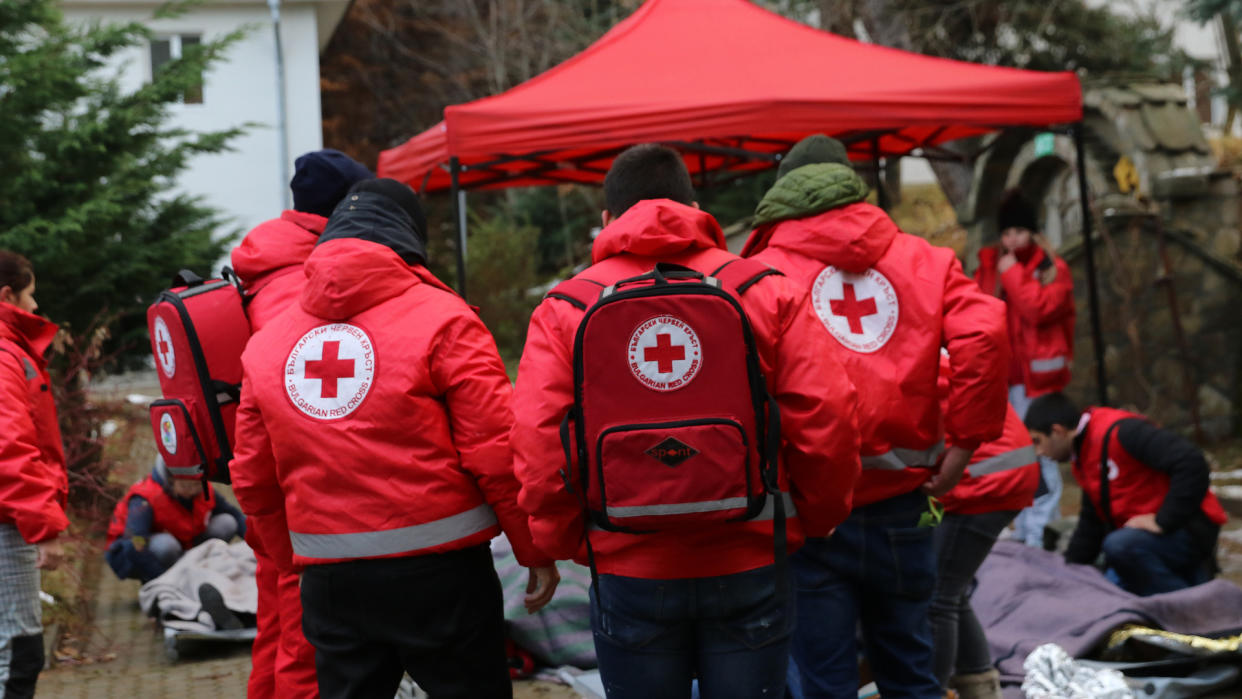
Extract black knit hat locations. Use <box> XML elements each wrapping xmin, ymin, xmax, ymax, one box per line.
<box><xmin>777</xmin><ymin>134</ymin><xmax>851</xmax><ymax>179</ymax></box>
<box><xmin>347</xmin><ymin>178</ymin><xmax>427</xmax><ymax>243</ymax></box>
<box><xmin>290</xmin><ymin>149</ymin><xmax>373</xmax><ymax>217</ymax></box>
<box><xmin>997</xmin><ymin>189</ymin><xmax>1039</xmax><ymax>233</ymax></box>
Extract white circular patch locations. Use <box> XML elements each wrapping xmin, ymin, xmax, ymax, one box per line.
<box><xmin>811</xmin><ymin>266</ymin><xmax>899</xmax><ymax>354</ymax></box>
<box><xmin>627</xmin><ymin>316</ymin><xmax>702</xmax><ymax>392</ymax></box>
<box><xmin>159</xmin><ymin>412</ymin><xmax>177</xmax><ymax>455</ymax></box>
<box><xmin>285</xmin><ymin>323</ymin><xmax>376</xmax><ymax>420</ymax></box>
<box><xmin>153</xmin><ymin>317</ymin><xmax>176</xmax><ymax>378</ymax></box>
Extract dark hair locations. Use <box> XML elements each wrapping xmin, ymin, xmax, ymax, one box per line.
<box><xmin>0</xmin><ymin>250</ymin><xmax>33</xmax><ymax>296</ymax></box>
<box><xmin>1024</xmin><ymin>392</ymin><xmax>1080</xmax><ymax>434</ymax></box>
<box><xmin>603</xmin><ymin>144</ymin><xmax>695</xmax><ymax>218</ymax></box>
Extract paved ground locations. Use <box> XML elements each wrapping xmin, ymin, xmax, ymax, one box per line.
<box><xmin>35</xmin><ymin>542</ymin><xmax>575</xmax><ymax>698</ymax></box>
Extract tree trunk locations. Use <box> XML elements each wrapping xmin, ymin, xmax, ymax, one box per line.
<box><xmin>856</xmin><ymin>0</ymin><xmax>975</xmax><ymax>210</ymax></box>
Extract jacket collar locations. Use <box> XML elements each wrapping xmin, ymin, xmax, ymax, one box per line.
<box><xmin>0</xmin><ymin>302</ymin><xmax>57</xmax><ymax>364</ymax></box>
<box><xmin>300</xmin><ymin>238</ymin><xmax>456</xmax><ymax>320</ymax></box>
<box><xmin>744</xmin><ymin>202</ymin><xmax>898</xmax><ymax>274</ymax></box>
<box><xmin>591</xmin><ymin>199</ymin><xmax>726</xmax><ymax>263</ymax></box>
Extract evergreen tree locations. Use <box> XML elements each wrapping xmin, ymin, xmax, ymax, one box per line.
<box><xmin>0</xmin><ymin>0</ymin><xmax>246</xmax><ymax>359</ymax></box>
<box><xmin>0</xmin><ymin>0</ymin><xmax>247</xmax><ymax>511</ymax></box>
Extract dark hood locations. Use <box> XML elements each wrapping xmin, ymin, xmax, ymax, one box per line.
<box><xmin>317</xmin><ymin>191</ymin><xmax>428</xmax><ymax>267</ymax></box>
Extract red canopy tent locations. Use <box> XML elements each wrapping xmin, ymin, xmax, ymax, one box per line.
<box><xmin>378</xmin><ymin>0</ymin><xmax>1081</xmax><ymax>191</ymax></box>
<box><xmin>376</xmin><ymin>0</ymin><xmax>1108</xmax><ymax>403</ymax></box>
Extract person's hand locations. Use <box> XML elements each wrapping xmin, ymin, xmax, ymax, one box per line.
<box><xmin>1032</xmin><ymin>233</ymin><xmax>1057</xmax><ymax>257</ymax></box>
<box><xmin>997</xmin><ymin>253</ymin><xmax>1017</xmax><ymax>274</ymax></box>
<box><xmin>524</xmin><ymin>565</ymin><xmax>560</xmax><ymax>614</ymax></box>
<box><xmin>1124</xmin><ymin>513</ymin><xmax>1163</xmax><ymax>534</ymax></box>
<box><xmin>36</xmin><ymin>539</ymin><xmax>65</xmax><ymax>571</ymax></box>
<box><xmin>920</xmin><ymin>446</ymin><xmax>973</xmax><ymax>498</ymax></box>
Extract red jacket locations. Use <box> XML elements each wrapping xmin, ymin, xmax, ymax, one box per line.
<box><xmin>1074</xmin><ymin>407</ymin><xmax>1228</xmax><ymax>529</ymax></box>
<box><xmin>744</xmin><ymin>203</ymin><xmax>1009</xmax><ymax>507</ymax></box>
<box><xmin>106</xmin><ymin>475</ymin><xmax>217</xmax><ymax>549</ymax></box>
<box><xmin>0</xmin><ymin>303</ymin><xmax>68</xmax><ymax>544</ymax></box>
<box><xmin>941</xmin><ymin>403</ymin><xmax>1038</xmax><ymax>515</ymax></box>
<box><xmin>231</xmin><ymin>238</ymin><xmax>549</xmax><ymax>571</ymax></box>
<box><xmin>513</xmin><ymin>200</ymin><xmax>861</xmax><ymax>579</ymax></box>
<box><xmin>975</xmin><ymin>245</ymin><xmax>1074</xmax><ymax>396</ymax></box>
<box><xmin>231</xmin><ymin>210</ymin><xmax>326</xmax><ymax>332</ymax></box>
<box><xmin>231</xmin><ymin>209</ymin><xmax>324</xmax><ymax>566</ymax></box>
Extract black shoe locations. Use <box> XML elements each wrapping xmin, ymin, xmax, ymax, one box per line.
<box><xmin>198</xmin><ymin>583</ymin><xmax>243</xmax><ymax>631</ymax></box>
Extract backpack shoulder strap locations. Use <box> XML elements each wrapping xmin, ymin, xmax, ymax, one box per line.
<box><xmin>544</xmin><ymin>278</ymin><xmax>605</xmax><ymax>311</ymax></box>
<box><xmin>1097</xmin><ymin>420</ymin><xmax>1123</xmax><ymax>531</ymax></box>
<box><xmin>710</xmin><ymin>258</ymin><xmax>783</xmax><ymax>296</ymax></box>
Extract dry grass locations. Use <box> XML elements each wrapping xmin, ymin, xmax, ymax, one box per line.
<box><xmin>888</xmin><ymin>182</ymin><xmax>966</xmax><ymax>255</ymax></box>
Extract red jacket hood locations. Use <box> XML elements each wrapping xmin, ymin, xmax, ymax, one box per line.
<box><xmin>592</xmin><ymin>199</ymin><xmax>727</xmax><ymax>263</ymax></box>
<box><xmin>232</xmin><ymin>210</ymin><xmax>326</xmax><ymax>292</ymax></box>
<box><xmin>0</xmin><ymin>302</ymin><xmax>57</xmax><ymax>363</ymax></box>
<box><xmin>746</xmin><ymin>202</ymin><xmax>898</xmax><ymax>274</ymax></box>
<box><xmin>299</xmin><ymin>238</ymin><xmax>457</xmax><ymax>320</ymax></box>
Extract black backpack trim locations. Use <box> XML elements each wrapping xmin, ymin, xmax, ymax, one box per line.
<box><xmin>157</xmin><ymin>286</ymin><xmax>238</xmax><ymax>484</ymax></box>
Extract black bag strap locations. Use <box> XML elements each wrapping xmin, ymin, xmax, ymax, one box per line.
<box><xmin>545</xmin><ymin>278</ymin><xmax>605</xmax><ymax>311</ymax></box>
<box><xmin>762</xmin><ymin>389</ymin><xmax>788</xmax><ymax>610</ymax></box>
<box><xmin>1097</xmin><ymin>421</ymin><xmax>1122</xmax><ymax>531</ymax></box>
<box><xmin>711</xmin><ymin>258</ymin><xmax>783</xmax><ymax>296</ymax></box>
<box><xmin>171</xmin><ymin>269</ymin><xmax>205</xmax><ymax>288</ymax></box>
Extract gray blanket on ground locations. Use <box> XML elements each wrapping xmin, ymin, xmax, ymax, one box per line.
<box><xmin>138</xmin><ymin>539</ymin><xmax>258</xmax><ymax>632</ymax></box>
<box><xmin>974</xmin><ymin>541</ymin><xmax>1242</xmax><ymax>693</ymax></box>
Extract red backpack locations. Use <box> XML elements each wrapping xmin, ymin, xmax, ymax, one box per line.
<box><xmin>147</xmin><ymin>269</ymin><xmax>250</xmax><ymax>483</ymax></box>
<box><xmin>550</xmin><ymin>261</ymin><xmax>783</xmax><ymax>540</ymax></box>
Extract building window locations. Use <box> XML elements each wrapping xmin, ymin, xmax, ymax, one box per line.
<box><xmin>150</xmin><ymin>34</ymin><xmax>204</xmax><ymax>104</ymax></box>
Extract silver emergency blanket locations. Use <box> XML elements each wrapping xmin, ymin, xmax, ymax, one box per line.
<box><xmin>1021</xmin><ymin>643</ymin><xmax>1133</xmax><ymax>699</ymax></box>
<box><xmin>138</xmin><ymin>539</ymin><xmax>258</xmax><ymax>632</ymax></box>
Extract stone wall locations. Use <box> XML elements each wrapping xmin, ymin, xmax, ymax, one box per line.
<box><xmin>1060</xmin><ymin>213</ymin><xmax>1242</xmax><ymax>438</ymax></box>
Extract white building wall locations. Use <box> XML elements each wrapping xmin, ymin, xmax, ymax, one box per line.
<box><xmin>61</xmin><ymin>2</ymin><xmax>326</xmax><ymax>247</ymax></box>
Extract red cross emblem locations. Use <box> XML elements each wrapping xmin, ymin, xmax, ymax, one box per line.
<box><xmin>153</xmin><ymin>317</ymin><xmax>176</xmax><ymax>378</ymax></box>
<box><xmin>643</xmin><ymin>334</ymin><xmax>686</xmax><ymax>373</ymax></box>
<box><xmin>811</xmin><ymin>267</ymin><xmax>900</xmax><ymax>354</ymax></box>
<box><xmin>628</xmin><ymin>316</ymin><xmax>703</xmax><ymax>392</ymax></box>
<box><xmin>304</xmin><ymin>341</ymin><xmax>355</xmax><ymax>398</ymax></box>
<box><xmin>830</xmin><ymin>283</ymin><xmax>878</xmax><ymax>335</ymax></box>
<box><xmin>286</xmin><ymin>324</ymin><xmax>376</xmax><ymax>420</ymax></box>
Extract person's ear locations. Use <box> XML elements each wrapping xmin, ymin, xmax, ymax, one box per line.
<box><xmin>601</xmin><ymin>209</ymin><xmax>613</xmax><ymax>227</ymax></box>
<box><xmin>0</xmin><ymin>286</ymin><xmax>14</xmax><ymax>306</ymax></box>
<box><xmin>1050</xmin><ymin>424</ymin><xmax>1069</xmax><ymax>439</ymax></box>
<box><xmin>692</xmin><ymin>201</ymin><xmax>700</xmax><ymax>209</ymax></box>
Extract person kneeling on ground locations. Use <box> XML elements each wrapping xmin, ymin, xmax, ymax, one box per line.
<box><xmin>105</xmin><ymin>457</ymin><xmax>245</xmax><ymax>583</ymax></box>
<box><xmin>1025</xmin><ymin>393</ymin><xmax>1228</xmax><ymax>596</ymax></box>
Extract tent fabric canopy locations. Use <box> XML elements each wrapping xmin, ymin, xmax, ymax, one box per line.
<box><xmin>377</xmin><ymin>0</ymin><xmax>1082</xmax><ymax>192</ymax></box>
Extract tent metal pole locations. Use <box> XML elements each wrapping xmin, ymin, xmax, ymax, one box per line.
<box><xmin>871</xmin><ymin>138</ymin><xmax>889</xmax><ymax>211</ymax></box>
<box><xmin>450</xmin><ymin>157</ymin><xmax>468</xmax><ymax>300</ymax></box>
<box><xmin>1073</xmin><ymin>123</ymin><xmax>1108</xmax><ymax>406</ymax></box>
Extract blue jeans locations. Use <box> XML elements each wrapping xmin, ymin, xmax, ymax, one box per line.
<box><xmin>929</xmin><ymin>510</ymin><xmax>1017</xmax><ymax>687</ymax></box>
<box><xmin>790</xmin><ymin>490</ymin><xmax>941</xmax><ymax>699</ymax></box>
<box><xmin>591</xmin><ymin>564</ymin><xmax>792</xmax><ymax>699</ymax></box>
<box><xmin>1009</xmin><ymin>385</ymin><xmax>1063</xmax><ymax>548</ymax></box>
<box><xmin>1102</xmin><ymin>527</ymin><xmax>1212</xmax><ymax>596</ymax></box>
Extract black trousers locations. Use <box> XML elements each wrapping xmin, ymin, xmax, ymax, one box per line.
<box><xmin>300</xmin><ymin>544</ymin><xmax>511</xmax><ymax>699</ymax></box>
